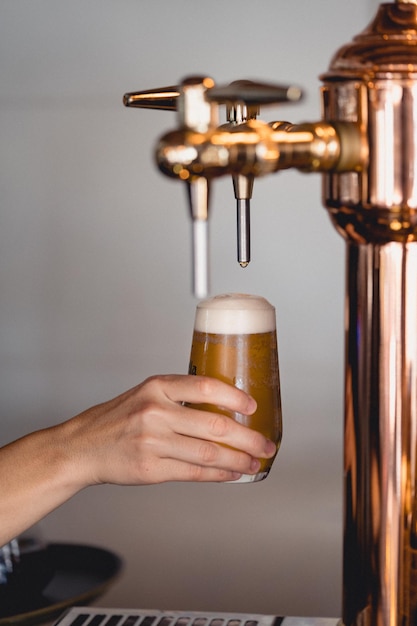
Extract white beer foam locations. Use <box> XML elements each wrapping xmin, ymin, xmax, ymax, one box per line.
<box><xmin>194</xmin><ymin>293</ymin><xmax>276</xmax><ymax>334</ymax></box>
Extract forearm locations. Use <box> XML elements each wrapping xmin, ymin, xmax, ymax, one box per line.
<box><xmin>0</xmin><ymin>424</ymin><xmax>83</xmax><ymax>546</ymax></box>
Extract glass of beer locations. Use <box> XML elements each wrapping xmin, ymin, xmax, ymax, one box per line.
<box><xmin>188</xmin><ymin>293</ymin><xmax>282</xmax><ymax>483</ymax></box>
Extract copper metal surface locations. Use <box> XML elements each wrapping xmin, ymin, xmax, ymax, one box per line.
<box><xmin>321</xmin><ymin>4</ymin><xmax>417</xmax><ymax>623</ymax></box>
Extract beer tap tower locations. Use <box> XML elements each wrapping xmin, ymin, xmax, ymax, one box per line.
<box><xmin>124</xmin><ymin>2</ymin><xmax>417</xmax><ymax>625</ymax></box>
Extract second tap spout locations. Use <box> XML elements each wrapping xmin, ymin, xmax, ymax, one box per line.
<box><xmin>225</xmin><ymin>84</ymin><xmax>258</xmax><ymax>268</ymax></box>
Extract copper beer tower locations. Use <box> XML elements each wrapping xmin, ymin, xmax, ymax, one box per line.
<box><xmin>124</xmin><ymin>1</ymin><xmax>417</xmax><ymax>624</ymax></box>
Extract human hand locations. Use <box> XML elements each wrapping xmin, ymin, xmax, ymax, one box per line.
<box><xmin>0</xmin><ymin>374</ymin><xmax>278</xmax><ymax>545</ymax></box>
<box><xmin>62</xmin><ymin>374</ymin><xmax>277</xmax><ymax>487</ymax></box>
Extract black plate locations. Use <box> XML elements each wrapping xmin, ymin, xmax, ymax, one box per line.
<box><xmin>0</xmin><ymin>542</ymin><xmax>123</xmax><ymax>626</ymax></box>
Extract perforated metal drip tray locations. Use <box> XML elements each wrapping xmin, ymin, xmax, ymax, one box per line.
<box><xmin>53</xmin><ymin>607</ymin><xmax>340</xmax><ymax>626</ymax></box>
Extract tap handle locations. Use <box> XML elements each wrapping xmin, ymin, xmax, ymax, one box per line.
<box><xmin>123</xmin><ymin>86</ymin><xmax>179</xmax><ymax>110</ymax></box>
<box><xmin>207</xmin><ymin>80</ymin><xmax>302</xmax><ymax>106</ymax></box>
<box><xmin>123</xmin><ymin>78</ymin><xmax>302</xmax><ymax>114</ymax></box>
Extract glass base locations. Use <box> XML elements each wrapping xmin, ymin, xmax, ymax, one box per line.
<box><xmin>228</xmin><ymin>470</ymin><xmax>269</xmax><ymax>484</ymax></box>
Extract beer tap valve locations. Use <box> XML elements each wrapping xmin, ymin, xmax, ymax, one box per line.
<box><xmin>223</xmin><ymin>82</ymin><xmax>260</xmax><ymax>268</ymax></box>
<box><xmin>124</xmin><ymin>76</ymin><xmax>365</xmax><ymax>297</ymax></box>
<box><xmin>124</xmin><ymin>76</ymin><xmax>306</xmax><ymax>296</ymax></box>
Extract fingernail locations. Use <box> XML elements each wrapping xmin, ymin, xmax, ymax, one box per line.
<box><xmin>247</xmin><ymin>396</ymin><xmax>257</xmax><ymax>413</ymax></box>
<box><xmin>264</xmin><ymin>440</ymin><xmax>277</xmax><ymax>456</ymax></box>
<box><xmin>230</xmin><ymin>472</ymin><xmax>242</xmax><ymax>481</ymax></box>
<box><xmin>250</xmin><ymin>458</ymin><xmax>261</xmax><ymax>473</ymax></box>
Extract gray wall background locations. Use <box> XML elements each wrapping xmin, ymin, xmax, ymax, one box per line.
<box><xmin>0</xmin><ymin>0</ymin><xmax>378</xmax><ymax>620</ymax></box>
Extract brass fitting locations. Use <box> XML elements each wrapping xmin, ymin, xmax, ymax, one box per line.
<box><xmin>155</xmin><ymin>118</ymin><xmax>366</xmax><ymax>181</ymax></box>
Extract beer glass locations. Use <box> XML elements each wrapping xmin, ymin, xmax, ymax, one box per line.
<box><xmin>188</xmin><ymin>293</ymin><xmax>282</xmax><ymax>483</ymax></box>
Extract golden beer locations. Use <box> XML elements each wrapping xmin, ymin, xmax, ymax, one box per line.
<box><xmin>188</xmin><ymin>293</ymin><xmax>282</xmax><ymax>482</ymax></box>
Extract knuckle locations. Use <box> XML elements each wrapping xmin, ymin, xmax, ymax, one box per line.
<box><xmin>135</xmin><ymin>399</ymin><xmax>161</xmax><ymax>423</ymax></box>
<box><xmin>130</xmin><ymin>431</ymin><xmax>157</xmax><ymax>460</ymax></box>
<box><xmin>215</xmin><ymin>469</ymin><xmax>232</xmax><ymax>482</ymax></box>
<box><xmin>197</xmin><ymin>441</ymin><xmax>219</xmax><ymax>464</ymax></box>
<box><xmin>141</xmin><ymin>374</ymin><xmax>164</xmax><ymax>394</ymax></box>
<box><xmin>135</xmin><ymin>431</ymin><xmax>155</xmax><ymax>449</ymax></box>
<box><xmin>187</xmin><ymin>464</ymin><xmax>205</xmax><ymax>481</ymax></box>
<box><xmin>129</xmin><ymin>400</ymin><xmax>167</xmax><ymax>438</ymax></box>
<box><xmin>208</xmin><ymin>414</ymin><xmax>231</xmax><ymax>438</ymax></box>
<box><xmin>196</xmin><ymin>376</ymin><xmax>218</xmax><ymax>398</ymax></box>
